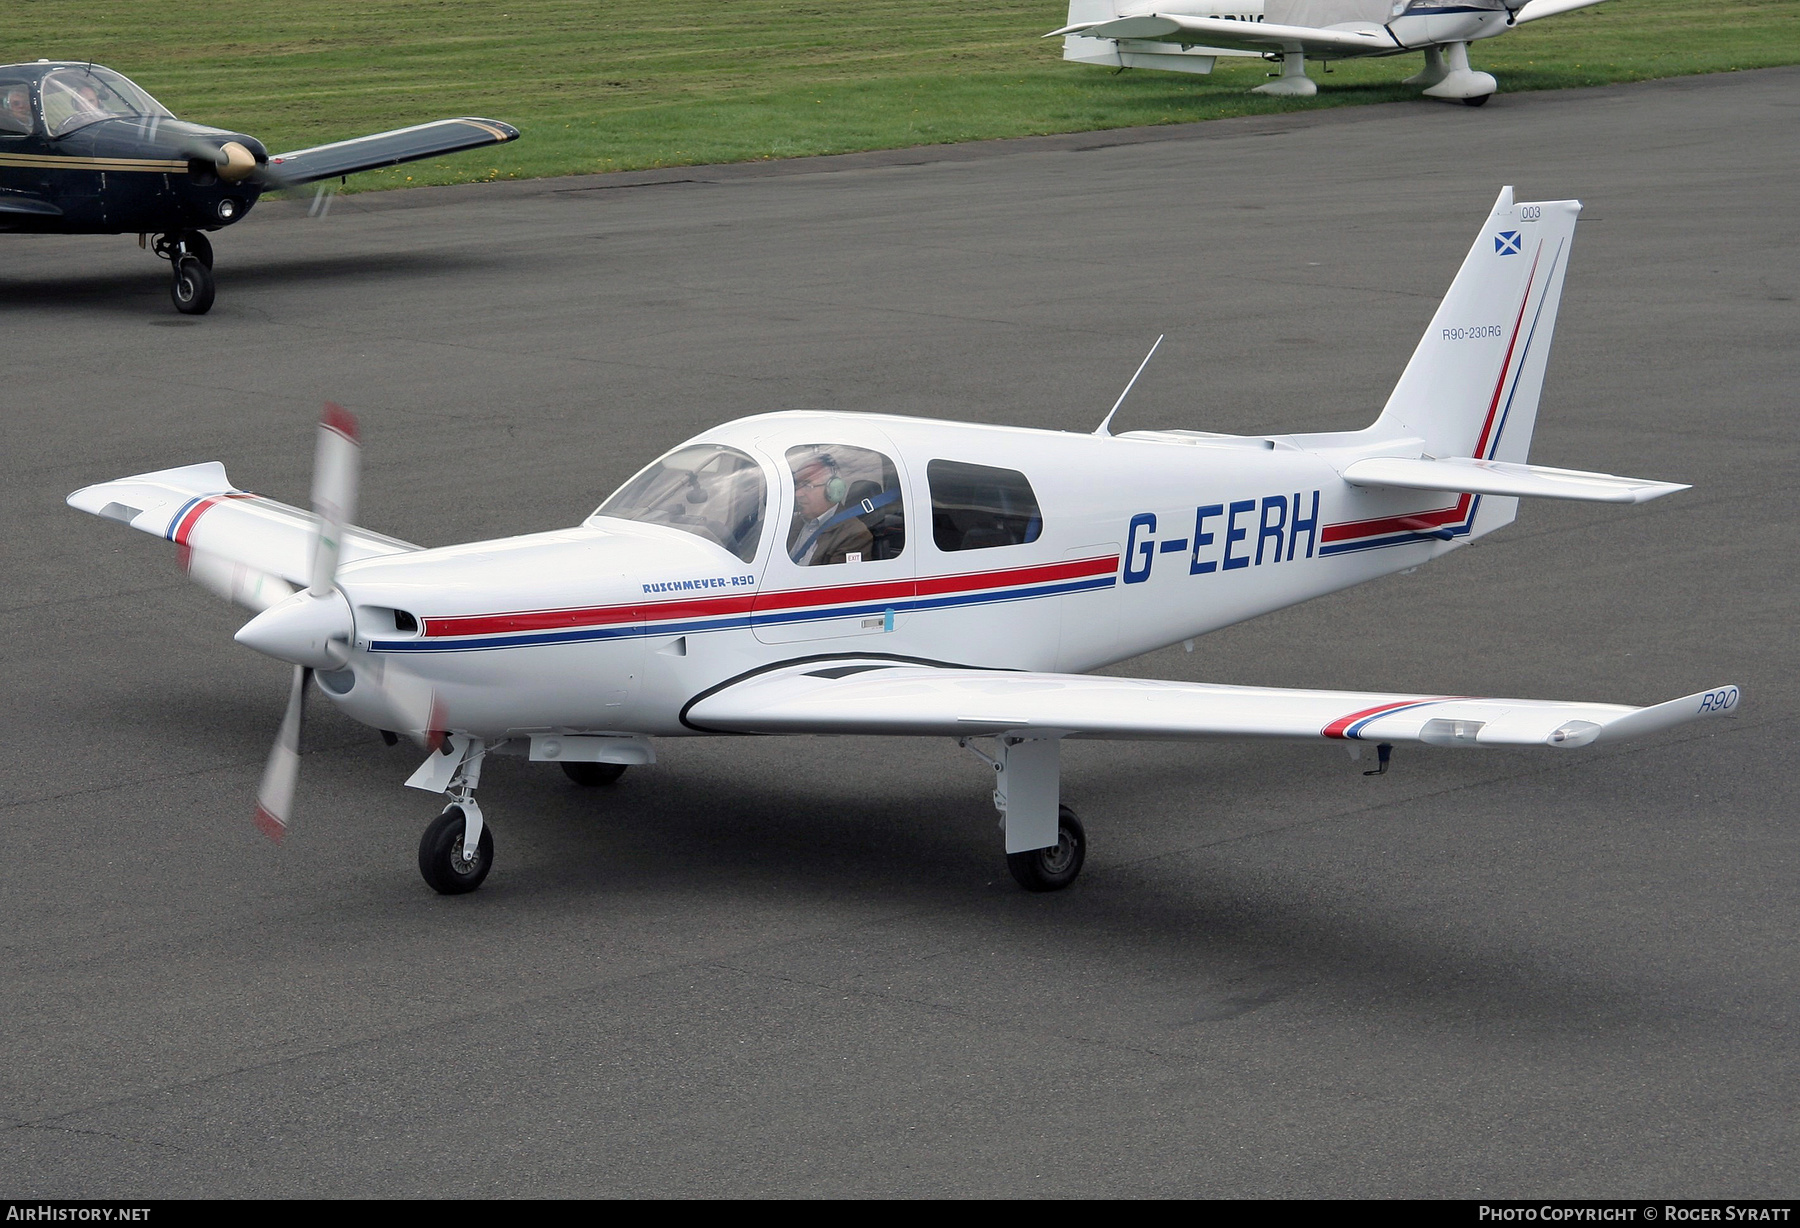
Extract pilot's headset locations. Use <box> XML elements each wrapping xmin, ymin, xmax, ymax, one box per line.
<box><xmin>801</xmin><ymin>452</ymin><xmax>848</xmax><ymax>505</ymax></box>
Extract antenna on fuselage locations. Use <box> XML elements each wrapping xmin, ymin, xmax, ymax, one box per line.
<box><xmin>1094</xmin><ymin>334</ymin><xmax>1163</xmax><ymax>437</ymax></box>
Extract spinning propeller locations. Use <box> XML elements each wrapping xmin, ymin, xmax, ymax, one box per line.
<box><xmin>235</xmin><ymin>404</ymin><xmax>361</xmax><ymax>841</ymax></box>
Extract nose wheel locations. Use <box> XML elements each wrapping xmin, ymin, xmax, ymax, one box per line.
<box><xmin>152</xmin><ymin>231</ymin><xmax>216</xmax><ymax>315</ymax></box>
<box><xmin>418</xmin><ymin>803</ymin><xmax>493</xmax><ymax>894</ymax></box>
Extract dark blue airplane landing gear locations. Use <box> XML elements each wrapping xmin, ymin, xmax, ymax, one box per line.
<box><xmin>154</xmin><ymin>231</ymin><xmax>215</xmax><ymax>314</ymax></box>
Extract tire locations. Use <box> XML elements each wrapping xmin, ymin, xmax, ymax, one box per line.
<box><xmin>1462</xmin><ymin>93</ymin><xmax>1491</xmax><ymax>107</ymax></box>
<box><xmin>418</xmin><ymin>804</ymin><xmax>494</xmax><ymax>895</ymax></box>
<box><xmin>171</xmin><ymin>256</ymin><xmax>215</xmax><ymax>315</ymax></box>
<box><xmin>1006</xmin><ymin>805</ymin><xmax>1086</xmax><ymax>893</ymax></box>
<box><xmin>183</xmin><ymin>232</ymin><xmax>214</xmax><ymax>268</ymax></box>
<box><xmin>561</xmin><ymin>760</ymin><xmax>627</xmax><ymax>786</ymax></box>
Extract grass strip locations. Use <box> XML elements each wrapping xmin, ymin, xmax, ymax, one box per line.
<box><xmin>9</xmin><ymin>0</ymin><xmax>1798</xmax><ymax>189</ymax></box>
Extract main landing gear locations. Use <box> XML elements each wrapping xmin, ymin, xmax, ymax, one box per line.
<box><xmin>151</xmin><ymin>230</ymin><xmax>215</xmax><ymax>315</ymax></box>
<box><xmin>963</xmin><ymin>735</ymin><xmax>1088</xmax><ymax>893</ymax></box>
<box><xmin>561</xmin><ymin>760</ymin><xmax>627</xmax><ymax>787</ymax></box>
<box><xmin>1007</xmin><ymin>805</ymin><xmax>1087</xmax><ymax>892</ymax></box>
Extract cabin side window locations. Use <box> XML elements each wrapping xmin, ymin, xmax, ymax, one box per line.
<box><xmin>0</xmin><ymin>80</ymin><xmax>33</xmax><ymax>136</ymax></box>
<box><xmin>928</xmin><ymin>460</ymin><xmax>1043</xmax><ymax>552</ymax></box>
<box><xmin>782</xmin><ymin>444</ymin><xmax>906</xmax><ymax>566</ymax></box>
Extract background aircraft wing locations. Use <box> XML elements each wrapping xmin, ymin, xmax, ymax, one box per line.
<box><xmin>1051</xmin><ymin>14</ymin><xmax>1399</xmax><ymax>56</ymax></box>
<box><xmin>0</xmin><ymin>190</ymin><xmax>62</xmax><ymax>216</ymax></box>
<box><xmin>268</xmin><ymin>117</ymin><xmax>519</xmax><ymax>186</ymax></box>
<box><xmin>68</xmin><ymin>462</ymin><xmax>419</xmax><ymax>610</ymax></box>
<box><xmin>686</xmin><ymin>660</ymin><xmax>1739</xmax><ymax>749</ymax></box>
<box><xmin>1512</xmin><ymin>0</ymin><xmax>1608</xmax><ymax>22</ymax></box>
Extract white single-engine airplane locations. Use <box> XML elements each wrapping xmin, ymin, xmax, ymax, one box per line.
<box><xmin>69</xmin><ymin>188</ymin><xmax>1738</xmax><ymax>896</ymax></box>
<box><xmin>1053</xmin><ymin>0</ymin><xmax>1608</xmax><ymax>104</ymax></box>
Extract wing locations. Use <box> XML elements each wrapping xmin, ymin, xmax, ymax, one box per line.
<box><xmin>685</xmin><ymin>660</ymin><xmax>1740</xmax><ymax>749</ymax></box>
<box><xmin>0</xmin><ymin>190</ymin><xmax>61</xmax><ymax>216</ymax></box>
<box><xmin>1512</xmin><ymin>0</ymin><xmax>1608</xmax><ymax>22</ymax></box>
<box><xmin>68</xmin><ymin>461</ymin><xmax>419</xmax><ymax>609</ymax></box>
<box><xmin>268</xmin><ymin>117</ymin><xmax>519</xmax><ymax>187</ymax></box>
<box><xmin>1050</xmin><ymin>14</ymin><xmax>1400</xmax><ymax>56</ymax></box>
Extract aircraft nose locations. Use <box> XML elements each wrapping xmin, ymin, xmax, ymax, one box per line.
<box><xmin>235</xmin><ymin>588</ymin><xmax>355</xmax><ymax>669</ymax></box>
<box><xmin>216</xmin><ymin>140</ymin><xmax>257</xmax><ymax>182</ymax></box>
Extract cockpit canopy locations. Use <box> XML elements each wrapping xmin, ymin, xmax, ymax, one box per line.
<box><xmin>594</xmin><ymin>443</ymin><xmax>768</xmax><ymax>563</ymax></box>
<box><xmin>36</xmin><ymin>65</ymin><xmax>172</xmax><ymax>138</ymax></box>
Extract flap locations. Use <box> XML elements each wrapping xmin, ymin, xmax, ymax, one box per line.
<box><xmin>685</xmin><ymin>659</ymin><xmax>1740</xmax><ymax>749</ymax></box>
<box><xmin>1342</xmin><ymin>456</ymin><xmax>1689</xmax><ymax>503</ymax></box>
<box><xmin>269</xmin><ymin>116</ymin><xmax>519</xmax><ymax>186</ymax></box>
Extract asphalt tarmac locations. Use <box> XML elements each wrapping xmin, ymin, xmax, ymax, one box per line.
<box><xmin>3</xmin><ymin>67</ymin><xmax>1796</xmax><ymax>1198</ymax></box>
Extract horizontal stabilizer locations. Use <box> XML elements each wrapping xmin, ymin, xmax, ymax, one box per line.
<box><xmin>1050</xmin><ymin>14</ymin><xmax>1396</xmax><ymax>55</ymax></box>
<box><xmin>1513</xmin><ymin>0</ymin><xmax>1608</xmax><ymax>23</ymax></box>
<box><xmin>269</xmin><ymin>117</ymin><xmax>519</xmax><ymax>186</ymax></box>
<box><xmin>686</xmin><ymin>661</ymin><xmax>1740</xmax><ymax>750</ymax></box>
<box><xmin>1342</xmin><ymin>456</ymin><xmax>1688</xmax><ymax>504</ymax></box>
<box><xmin>67</xmin><ymin>462</ymin><xmax>418</xmax><ymax>601</ymax></box>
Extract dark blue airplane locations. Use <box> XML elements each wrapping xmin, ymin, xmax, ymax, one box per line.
<box><xmin>1</xmin><ymin>60</ymin><xmax>519</xmax><ymax>313</ymax></box>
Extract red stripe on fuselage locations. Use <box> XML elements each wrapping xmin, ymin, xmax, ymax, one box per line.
<box><xmin>1321</xmin><ymin>493</ymin><xmax>1473</xmax><ymax>544</ymax></box>
<box><xmin>421</xmin><ymin>553</ymin><xmax>1120</xmax><ymax>639</ymax></box>
<box><xmin>1323</xmin><ymin>243</ymin><xmax>1543</xmax><ymax>545</ymax></box>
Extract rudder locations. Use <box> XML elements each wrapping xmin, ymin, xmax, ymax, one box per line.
<box><xmin>1372</xmin><ymin>186</ymin><xmax>1582</xmax><ymax>468</ymax></box>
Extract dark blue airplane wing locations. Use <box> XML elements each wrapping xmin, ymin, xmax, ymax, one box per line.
<box><xmin>267</xmin><ymin>117</ymin><xmax>519</xmax><ymax>186</ymax></box>
<box><xmin>0</xmin><ymin>190</ymin><xmax>62</xmax><ymax>216</ymax></box>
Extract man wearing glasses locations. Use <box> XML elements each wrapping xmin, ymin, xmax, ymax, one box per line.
<box><xmin>787</xmin><ymin>453</ymin><xmax>873</xmax><ymax>566</ymax></box>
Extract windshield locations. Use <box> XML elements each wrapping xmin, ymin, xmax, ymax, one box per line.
<box><xmin>595</xmin><ymin>443</ymin><xmax>767</xmax><ymax>563</ymax></box>
<box><xmin>40</xmin><ymin>66</ymin><xmax>172</xmax><ymax>138</ymax></box>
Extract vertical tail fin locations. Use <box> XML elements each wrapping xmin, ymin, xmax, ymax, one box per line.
<box><xmin>1372</xmin><ymin>187</ymin><xmax>1581</xmax><ymax>468</ymax></box>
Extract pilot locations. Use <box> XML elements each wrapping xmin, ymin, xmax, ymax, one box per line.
<box><xmin>0</xmin><ymin>86</ymin><xmax>30</xmax><ymax>133</ymax></box>
<box><xmin>788</xmin><ymin>453</ymin><xmax>873</xmax><ymax>566</ymax></box>
<box><xmin>70</xmin><ymin>82</ymin><xmax>105</xmax><ymax>116</ymax></box>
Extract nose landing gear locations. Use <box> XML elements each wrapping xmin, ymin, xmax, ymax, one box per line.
<box><xmin>407</xmin><ymin>734</ymin><xmax>497</xmax><ymax>895</ymax></box>
<box><xmin>418</xmin><ymin>802</ymin><xmax>493</xmax><ymax>894</ymax></box>
<box><xmin>151</xmin><ymin>230</ymin><xmax>215</xmax><ymax>315</ymax></box>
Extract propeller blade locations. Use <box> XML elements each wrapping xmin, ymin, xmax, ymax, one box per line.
<box><xmin>179</xmin><ymin>544</ymin><xmax>295</xmax><ymax>611</ymax></box>
<box><xmin>254</xmin><ymin>664</ymin><xmax>309</xmax><ymax>842</ymax></box>
<box><xmin>309</xmin><ymin>403</ymin><xmax>360</xmax><ymax>596</ymax></box>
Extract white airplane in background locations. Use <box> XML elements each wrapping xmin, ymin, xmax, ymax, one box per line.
<box><xmin>68</xmin><ymin>187</ymin><xmax>1738</xmax><ymax>897</ymax></box>
<box><xmin>1052</xmin><ymin>0</ymin><xmax>1609</xmax><ymax>104</ymax></box>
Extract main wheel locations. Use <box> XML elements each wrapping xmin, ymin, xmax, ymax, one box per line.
<box><xmin>418</xmin><ymin>804</ymin><xmax>494</xmax><ymax>895</ymax></box>
<box><xmin>171</xmin><ymin>256</ymin><xmax>215</xmax><ymax>315</ymax></box>
<box><xmin>1006</xmin><ymin>805</ymin><xmax>1086</xmax><ymax>893</ymax></box>
<box><xmin>562</xmin><ymin>760</ymin><xmax>627</xmax><ymax>786</ymax></box>
<box><xmin>1461</xmin><ymin>93</ymin><xmax>1491</xmax><ymax>107</ymax></box>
